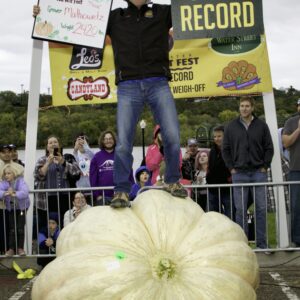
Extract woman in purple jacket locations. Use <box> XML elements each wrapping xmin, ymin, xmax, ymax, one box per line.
<box><xmin>0</xmin><ymin>164</ymin><xmax>30</xmax><ymax>256</ymax></box>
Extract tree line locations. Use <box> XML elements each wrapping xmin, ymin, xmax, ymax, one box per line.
<box><xmin>0</xmin><ymin>86</ymin><xmax>299</xmax><ymax>149</ymax></box>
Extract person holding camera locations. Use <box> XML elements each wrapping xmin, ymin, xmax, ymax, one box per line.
<box><xmin>34</xmin><ymin>135</ymin><xmax>81</xmax><ymax>229</ymax></box>
<box><xmin>73</xmin><ymin>133</ymin><xmax>94</xmax><ymax>188</ymax></box>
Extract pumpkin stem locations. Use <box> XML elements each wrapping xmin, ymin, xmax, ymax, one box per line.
<box><xmin>155</xmin><ymin>258</ymin><xmax>176</xmax><ymax>280</ymax></box>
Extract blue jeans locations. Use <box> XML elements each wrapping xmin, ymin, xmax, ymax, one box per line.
<box><xmin>114</xmin><ymin>78</ymin><xmax>181</xmax><ymax>193</ymax></box>
<box><xmin>232</xmin><ymin>170</ymin><xmax>267</xmax><ymax>248</ymax></box>
<box><xmin>208</xmin><ymin>189</ymin><xmax>234</xmax><ymax>220</ymax></box>
<box><xmin>288</xmin><ymin>171</ymin><xmax>300</xmax><ymax>245</ymax></box>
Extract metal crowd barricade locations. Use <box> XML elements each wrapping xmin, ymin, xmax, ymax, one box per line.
<box><xmin>0</xmin><ymin>182</ymin><xmax>299</xmax><ymax>258</ymax></box>
<box><xmin>0</xmin><ymin>186</ymin><xmax>114</xmax><ymax>258</ymax></box>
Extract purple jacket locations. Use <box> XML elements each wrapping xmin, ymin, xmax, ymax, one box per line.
<box><xmin>0</xmin><ymin>177</ymin><xmax>30</xmax><ymax>211</ymax></box>
<box><xmin>89</xmin><ymin>149</ymin><xmax>115</xmax><ymax>198</ymax></box>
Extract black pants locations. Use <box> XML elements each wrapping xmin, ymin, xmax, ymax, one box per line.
<box><xmin>0</xmin><ymin>209</ymin><xmax>9</xmax><ymax>254</ymax></box>
<box><xmin>8</xmin><ymin>209</ymin><xmax>26</xmax><ymax>250</ymax></box>
<box><xmin>192</xmin><ymin>189</ymin><xmax>207</xmax><ymax>211</ymax></box>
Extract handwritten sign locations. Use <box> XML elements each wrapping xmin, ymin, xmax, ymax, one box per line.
<box><xmin>32</xmin><ymin>0</ymin><xmax>112</xmax><ymax>49</ymax></box>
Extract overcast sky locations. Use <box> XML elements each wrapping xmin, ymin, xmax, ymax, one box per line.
<box><xmin>0</xmin><ymin>0</ymin><xmax>299</xmax><ymax>94</ymax></box>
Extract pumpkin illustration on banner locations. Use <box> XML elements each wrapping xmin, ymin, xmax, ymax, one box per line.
<box><xmin>218</xmin><ymin>60</ymin><xmax>260</xmax><ymax>91</ymax></box>
<box><xmin>34</xmin><ymin>21</ymin><xmax>54</xmax><ymax>37</ymax></box>
<box><xmin>32</xmin><ymin>190</ymin><xmax>259</xmax><ymax>300</ymax></box>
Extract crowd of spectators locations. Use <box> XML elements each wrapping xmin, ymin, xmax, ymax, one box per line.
<box><xmin>1</xmin><ymin>97</ymin><xmax>300</xmax><ymax>260</ymax></box>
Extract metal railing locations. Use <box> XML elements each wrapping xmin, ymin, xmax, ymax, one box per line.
<box><xmin>0</xmin><ymin>182</ymin><xmax>299</xmax><ymax>259</ymax></box>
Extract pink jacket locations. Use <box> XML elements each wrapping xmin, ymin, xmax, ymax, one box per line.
<box><xmin>146</xmin><ymin>145</ymin><xmax>183</xmax><ymax>184</ymax></box>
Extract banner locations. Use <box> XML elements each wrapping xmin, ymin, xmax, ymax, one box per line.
<box><xmin>32</xmin><ymin>0</ymin><xmax>112</xmax><ymax>49</ymax></box>
<box><xmin>171</xmin><ymin>0</ymin><xmax>264</xmax><ymax>40</ymax></box>
<box><xmin>49</xmin><ymin>33</ymin><xmax>272</xmax><ymax>106</ymax></box>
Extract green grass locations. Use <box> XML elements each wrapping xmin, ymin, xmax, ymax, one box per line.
<box><xmin>248</xmin><ymin>207</ymin><xmax>277</xmax><ymax>249</ymax></box>
<box><xmin>267</xmin><ymin>212</ymin><xmax>277</xmax><ymax>248</ymax></box>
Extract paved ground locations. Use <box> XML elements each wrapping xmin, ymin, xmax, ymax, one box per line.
<box><xmin>1</xmin><ymin>253</ymin><xmax>300</xmax><ymax>300</ymax></box>
<box><xmin>258</xmin><ymin>266</ymin><xmax>300</xmax><ymax>300</ymax></box>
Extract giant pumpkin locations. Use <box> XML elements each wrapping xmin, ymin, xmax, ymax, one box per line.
<box><xmin>32</xmin><ymin>190</ymin><xmax>259</xmax><ymax>300</ymax></box>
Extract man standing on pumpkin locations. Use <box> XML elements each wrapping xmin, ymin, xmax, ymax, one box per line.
<box><xmin>106</xmin><ymin>0</ymin><xmax>187</xmax><ymax>207</ymax></box>
<box><xmin>33</xmin><ymin>0</ymin><xmax>187</xmax><ymax>208</ymax></box>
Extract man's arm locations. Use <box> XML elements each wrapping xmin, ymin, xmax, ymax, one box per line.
<box><xmin>282</xmin><ymin>118</ymin><xmax>300</xmax><ymax>148</ymax></box>
<box><xmin>263</xmin><ymin>125</ymin><xmax>274</xmax><ymax>169</ymax></box>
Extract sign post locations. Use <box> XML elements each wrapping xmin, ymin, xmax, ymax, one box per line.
<box><xmin>24</xmin><ymin>39</ymin><xmax>44</xmax><ymax>255</ymax></box>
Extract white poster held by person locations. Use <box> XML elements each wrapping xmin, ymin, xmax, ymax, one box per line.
<box><xmin>32</xmin><ymin>0</ymin><xmax>112</xmax><ymax>49</ymax></box>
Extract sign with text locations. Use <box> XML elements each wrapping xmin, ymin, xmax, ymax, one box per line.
<box><xmin>32</xmin><ymin>0</ymin><xmax>112</xmax><ymax>49</ymax></box>
<box><xmin>49</xmin><ymin>33</ymin><xmax>272</xmax><ymax>106</ymax></box>
<box><xmin>171</xmin><ymin>0</ymin><xmax>264</xmax><ymax>40</ymax></box>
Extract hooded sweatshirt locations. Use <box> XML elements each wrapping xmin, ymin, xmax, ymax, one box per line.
<box><xmin>89</xmin><ymin>149</ymin><xmax>115</xmax><ymax>198</ymax></box>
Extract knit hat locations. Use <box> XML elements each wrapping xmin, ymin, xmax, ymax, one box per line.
<box><xmin>49</xmin><ymin>212</ymin><xmax>59</xmax><ymax>224</ymax></box>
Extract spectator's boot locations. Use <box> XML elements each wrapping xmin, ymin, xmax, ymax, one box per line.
<box><xmin>5</xmin><ymin>249</ymin><xmax>15</xmax><ymax>257</ymax></box>
<box><xmin>110</xmin><ymin>192</ymin><xmax>131</xmax><ymax>208</ymax></box>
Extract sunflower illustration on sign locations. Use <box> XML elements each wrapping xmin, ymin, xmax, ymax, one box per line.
<box><xmin>217</xmin><ymin>60</ymin><xmax>260</xmax><ymax>91</ymax></box>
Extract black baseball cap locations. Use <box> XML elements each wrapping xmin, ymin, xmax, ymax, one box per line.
<box><xmin>0</xmin><ymin>144</ymin><xmax>16</xmax><ymax>151</ymax></box>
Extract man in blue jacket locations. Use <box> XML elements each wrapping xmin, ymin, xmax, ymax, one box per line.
<box><xmin>222</xmin><ymin>96</ymin><xmax>274</xmax><ymax>249</ymax></box>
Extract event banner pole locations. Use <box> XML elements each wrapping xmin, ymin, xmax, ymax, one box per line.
<box><xmin>263</xmin><ymin>92</ymin><xmax>289</xmax><ymax>248</ymax></box>
<box><xmin>24</xmin><ymin>39</ymin><xmax>44</xmax><ymax>255</ymax></box>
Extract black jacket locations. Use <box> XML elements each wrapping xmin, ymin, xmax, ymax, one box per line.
<box><xmin>206</xmin><ymin>144</ymin><xmax>231</xmax><ymax>184</ymax></box>
<box><xmin>181</xmin><ymin>156</ymin><xmax>196</xmax><ymax>181</ymax></box>
<box><xmin>222</xmin><ymin>116</ymin><xmax>274</xmax><ymax>171</ymax></box>
<box><xmin>107</xmin><ymin>3</ymin><xmax>172</xmax><ymax>84</ymax></box>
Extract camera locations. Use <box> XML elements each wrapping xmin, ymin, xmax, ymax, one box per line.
<box><xmin>53</xmin><ymin>147</ymin><xmax>62</xmax><ymax>156</ymax></box>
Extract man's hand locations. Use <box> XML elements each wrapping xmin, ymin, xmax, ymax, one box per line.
<box><xmin>74</xmin><ymin>137</ymin><xmax>85</xmax><ymax>151</ymax></box>
<box><xmin>33</xmin><ymin>5</ymin><xmax>40</xmax><ymax>17</ymax></box>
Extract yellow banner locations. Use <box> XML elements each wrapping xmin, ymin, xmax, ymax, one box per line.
<box><xmin>49</xmin><ymin>34</ymin><xmax>272</xmax><ymax>106</ymax></box>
